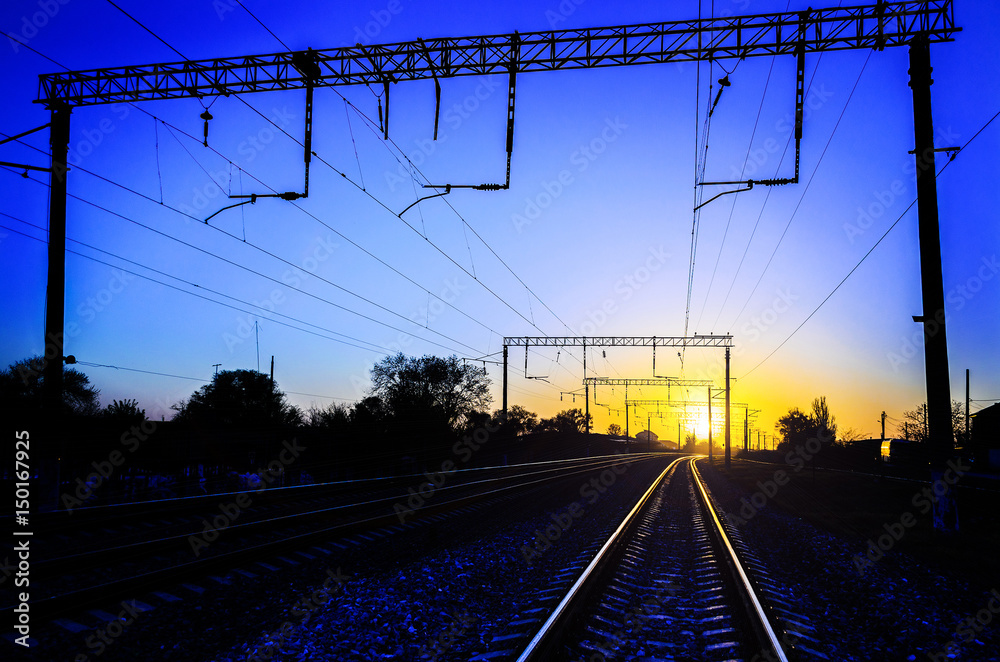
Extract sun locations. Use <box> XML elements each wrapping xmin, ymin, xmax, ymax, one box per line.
<box><xmin>686</xmin><ymin>415</ymin><xmax>711</xmax><ymax>440</ymax></box>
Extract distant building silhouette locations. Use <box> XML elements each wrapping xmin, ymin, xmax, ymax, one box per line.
<box><xmin>970</xmin><ymin>403</ymin><xmax>1000</xmax><ymax>468</ymax></box>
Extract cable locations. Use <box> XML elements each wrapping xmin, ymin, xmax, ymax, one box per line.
<box><xmin>726</xmin><ymin>50</ymin><xmax>873</xmax><ymax>332</ymax></box>
<box><xmin>1</xmin><ymin>212</ymin><xmax>393</xmax><ymax>354</ymax></box>
<box><xmin>1</xmin><ymin>122</ymin><xmax>491</xmax><ymax>357</ymax></box>
<box><xmin>104</xmin><ymin>0</ymin><xmax>188</xmax><ymax>60</ymax></box>
<box><xmin>696</xmin><ymin>0</ymin><xmax>791</xmax><ymax>332</ymax></box>
<box><xmin>76</xmin><ymin>361</ymin><xmax>209</xmax><ymax>382</ymax></box>
<box><xmin>194</xmin><ymin>8</ymin><xmax>611</xmax><ymax>382</ymax></box>
<box><xmin>234</xmin><ymin>0</ymin><xmax>291</xmax><ymax>51</ymax></box>
<box><xmin>0</xmin><ymin>218</ymin><xmax>393</xmax><ymax>356</ymax></box>
<box><xmin>218</xmin><ymin>12</ymin><xmax>600</xmax><ymax>378</ymax></box>
<box><xmin>3</xmin><ymin>170</ymin><xmax>478</xmax><ymax>357</ymax></box>
<box><xmin>739</xmin><ymin>106</ymin><xmax>1000</xmax><ymax>379</ymax></box>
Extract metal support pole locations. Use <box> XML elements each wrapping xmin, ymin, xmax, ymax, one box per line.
<box><xmin>502</xmin><ymin>345</ymin><xmax>508</xmax><ymax>423</ymax></box>
<box><xmin>744</xmin><ymin>410</ymin><xmax>748</xmax><ymax>452</ymax></box>
<box><xmin>42</xmin><ymin>105</ymin><xmax>71</xmax><ymax>414</ymax></box>
<box><xmin>909</xmin><ymin>36</ymin><xmax>956</xmax><ymax>532</ymax></box>
<box><xmin>40</xmin><ymin>104</ymin><xmax>71</xmax><ymax>511</ymax></box>
<box><xmin>583</xmin><ymin>342</ymin><xmax>589</xmax><ymax>434</ymax></box>
<box><xmin>965</xmin><ymin>368</ymin><xmax>970</xmax><ymax>444</ymax></box>
<box><xmin>648</xmin><ymin>414</ymin><xmax>651</xmax><ymax>452</ymax></box>
<box><xmin>708</xmin><ymin>386</ymin><xmax>713</xmax><ymax>462</ymax></box>
<box><xmin>724</xmin><ymin>346</ymin><xmax>731</xmax><ymax>468</ymax></box>
<box><xmin>625</xmin><ymin>384</ymin><xmax>629</xmax><ymax>439</ymax></box>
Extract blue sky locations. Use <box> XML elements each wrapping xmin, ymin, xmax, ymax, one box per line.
<box><xmin>1</xmin><ymin>0</ymin><xmax>997</xmax><ymax>441</ymax></box>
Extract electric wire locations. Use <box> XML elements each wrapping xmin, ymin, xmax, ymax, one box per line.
<box><xmin>2</xmin><ymin>169</ymin><xmax>477</xmax><ymax>357</ymax></box>
<box><xmin>696</xmin><ymin>0</ymin><xmax>791</xmax><ymax>333</ymax></box>
<box><xmin>94</xmin><ymin>2</ymin><xmax>536</xmax><ymax>353</ymax></box>
<box><xmin>739</xmin><ymin>107</ymin><xmax>1000</xmax><ymax>379</ymax></box>
<box><xmin>0</xmin><ymin>212</ymin><xmax>394</xmax><ymax>355</ymax></box>
<box><xmin>0</xmin><ymin>217</ymin><xmax>393</xmax><ymax>356</ymax></box>
<box><xmin>726</xmin><ymin>50</ymin><xmax>873</xmax><ymax>332</ymax></box>
<box><xmin>1</xmin><ymin>125</ymin><xmax>498</xmax><ymax>353</ymax></box>
<box><xmin>221</xmin><ymin>13</ymin><xmax>614</xmax><ymax>383</ymax></box>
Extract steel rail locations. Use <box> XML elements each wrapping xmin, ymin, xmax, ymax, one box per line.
<box><xmin>515</xmin><ymin>455</ymin><xmax>686</xmax><ymax>662</ymax></box>
<box><xmin>690</xmin><ymin>458</ymin><xmax>789</xmax><ymax>662</ymax></box>
<box><xmin>15</xmin><ymin>455</ymin><xmax>666</xmax><ymax>621</ymax></box>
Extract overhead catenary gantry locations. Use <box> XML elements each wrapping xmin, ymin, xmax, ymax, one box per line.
<box><xmin>581</xmin><ymin>377</ymin><xmax>715</xmax><ymax>438</ymax></box>
<box><xmin>502</xmin><ymin>335</ymin><xmax>734</xmax><ymax>461</ymax></box>
<box><xmin>30</xmin><ymin>1</ymin><xmax>959</xmax><ymax>492</ymax></box>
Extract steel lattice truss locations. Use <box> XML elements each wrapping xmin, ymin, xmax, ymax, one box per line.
<box><xmin>504</xmin><ymin>336</ymin><xmax>733</xmax><ymax>348</ymax></box>
<box><xmin>37</xmin><ymin>1</ymin><xmax>956</xmax><ymax>107</ymax></box>
<box><xmin>582</xmin><ymin>377</ymin><xmax>714</xmax><ymax>386</ymax></box>
<box><xmin>626</xmin><ymin>399</ymin><xmax>750</xmax><ymax>409</ymax></box>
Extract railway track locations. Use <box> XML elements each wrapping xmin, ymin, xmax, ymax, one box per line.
<box><xmin>3</xmin><ymin>453</ymin><xmax>667</xmax><ymax>626</ymax></box>
<box><xmin>507</xmin><ymin>457</ymin><xmax>801</xmax><ymax>662</ymax></box>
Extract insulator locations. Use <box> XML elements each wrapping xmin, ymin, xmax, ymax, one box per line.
<box><xmin>200</xmin><ymin>110</ymin><xmax>213</xmax><ymax>147</ymax></box>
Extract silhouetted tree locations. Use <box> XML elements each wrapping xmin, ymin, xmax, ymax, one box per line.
<box><xmin>492</xmin><ymin>404</ymin><xmax>538</xmax><ymax>436</ymax></box>
<box><xmin>103</xmin><ymin>398</ymin><xmax>146</xmax><ymax>423</ymax></box>
<box><xmin>607</xmin><ymin>423</ymin><xmax>623</xmax><ymax>437</ymax></box>
<box><xmin>775</xmin><ymin>407</ymin><xmax>815</xmax><ymax>449</ymax></box>
<box><xmin>838</xmin><ymin>427</ymin><xmax>865</xmax><ymax>443</ymax></box>
<box><xmin>306</xmin><ymin>402</ymin><xmax>352</xmax><ymax>430</ymax></box>
<box><xmin>369</xmin><ymin>353</ymin><xmax>491</xmax><ymax>434</ymax></box>
<box><xmin>811</xmin><ymin>396</ymin><xmax>837</xmax><ymax>442</ymax></box>
<box><xmin>0</xmin><ymin>356</ymin><xmax>100</xmax><ymax>416</ymax></box>
<box><xmin>897</xmin><ymin>400</ymin><xmax>967</xmax><ymax>446</ymax></box>
<box><xmin>350</xmin><ymin>396</ymin><xmax>388</xmax><ymax>439</ymax></box>
<box><xmin>537</xmin><ymin>408</ymin><xmax>592</xmax><ymax>434</ymax></box>
<box><xmin>172</xmin><ymin>369</ymin><xmax>302</xmax><ymax>426</ymax></box>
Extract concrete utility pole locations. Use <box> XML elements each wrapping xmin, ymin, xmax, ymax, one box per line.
<box><xmin>502</xmin><ymin>345</ymin><xmax>508</xmax><ymax>422</ymax></box>
<box><xmin>708</xmin><ymin>385</ymin><xmax>713</xmax><ymax>462</ymax></box>
<box><xmin>909</xmin><ymin>35</ymin><xmax>957</xmax><ymax>532</ymax></box>
<box><xmin>724</xmin><ymin>346</ymin><xmax>731</xmax><ymax>468</ymax></box>
<box><xmin>965</xmin><ymin>368</ymin><xmax>970</xmax><ymax>444</ymax></box>
<box><xmin>881</xmin><ymin>411</ymin><xmax>887</xmax><ymax>441</ymax></box>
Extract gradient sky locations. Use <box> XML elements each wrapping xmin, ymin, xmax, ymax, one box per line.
<box><xmin>2</xmin><ymin>0</ymin><xmax>998</xmax><ymax>443</ymax></box>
